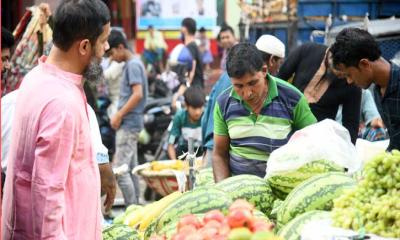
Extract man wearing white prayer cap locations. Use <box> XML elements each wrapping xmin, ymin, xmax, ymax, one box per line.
<box><xmin>255</xmin><ymin>34</ymin><xmax>285</xmax><ymax>76</ymax></box>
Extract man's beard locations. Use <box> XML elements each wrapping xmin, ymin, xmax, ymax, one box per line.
<box><xmin>82</xmin><ymin>57</ymin><xmax>103</xmax><ymax>83</ymax></box>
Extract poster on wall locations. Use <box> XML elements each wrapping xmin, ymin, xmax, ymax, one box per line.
<box><xmin>137</xmin><ymin>0</ymin><xmax>218</xmax><ymax>30</ymax></box>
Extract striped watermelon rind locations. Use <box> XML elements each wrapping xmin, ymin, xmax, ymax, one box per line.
<box><xmin>215</xmin><ymin>175</ymin><xmax>275</xmax><ymax>216</ymax></box>
<box><xmin>195</xmin><ymin>168</ymin><xmax>215</xmax><ymax>188</ymax></box>
<box><xmin>278</xmin><ymin>210</ymin><xmax>331</xmax><ymax>240</ymax></box>
<box><xmin>268</xmin><ymin>160</ymin><xmax>344</xmax><ymax>195</ymax></box>
<box><xmin>153</xmin><ymin>187</ymin><xmax>232</xmax><ymax>233</ymax></box>
<box><xmin>102</xmin><ymin>224</ymin><xmax>140</xmax><ymax>240</ymax></box>
<box><xmin>277</xmin><ymin>172</ymin><xmax>356</xmax><ymax>225</ymax></box>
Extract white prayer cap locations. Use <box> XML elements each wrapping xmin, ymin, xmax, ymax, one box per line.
<box><xmin>255</xmin><ymin>34</ymin><xmax>285</xmax><ymax>58</ymax></box>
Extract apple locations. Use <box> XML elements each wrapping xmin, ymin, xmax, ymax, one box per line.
<box><xmin>227</xmin><ymin>209</ymin><xmax>253</xmax><ymax>228</ymax></box>
<box><xmin>203</xmin><ymin>209</ymin><xmax>225</xmax><ymax>223</ymax></box>
<box><xmin>177</xmin><ymin>214</ymin><xmax>202</xmax><ymax>230</ymax></box>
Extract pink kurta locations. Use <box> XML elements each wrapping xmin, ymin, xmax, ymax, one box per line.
<box><xmin>2</xmin><ymin>56</ymin><xmax>102</xmax><ymax>239</ymax></box>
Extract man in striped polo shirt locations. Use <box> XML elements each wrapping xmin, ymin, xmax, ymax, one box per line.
<box><xmin>213</xmin><ymin>43</ymin><xmax>317</xmax><ymax>181</ymax></box>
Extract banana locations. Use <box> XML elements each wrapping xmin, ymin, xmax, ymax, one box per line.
<box><xmin>138</xmin><ymin>191</ymin><xmax>182</xmax><ymax>231</ymax></box>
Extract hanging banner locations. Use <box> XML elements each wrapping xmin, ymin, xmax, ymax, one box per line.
<box><xmin>137</xmin><ymin>0</ymin><xmax>217</xmax><ymax>30</ymax></box>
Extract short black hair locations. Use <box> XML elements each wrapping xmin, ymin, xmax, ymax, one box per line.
<box><xmin>226</xmin><ymin>43</ymin><xmax>264</xmax><ymax>78</ymax></box>
<box><xmin>52</xmin><ymin>0</ymin><xmax>110</xmax><ymax>51</ymax></box>
<box><xmin>199</xmin><ymin>27</ymin><xmax>206</xmax><ymax>33</ymax></box>
<box><xmin>184</xmin><ymin>86</ymin><xmax>205</xmax><ymax>108</ymax></box>
<box><xmin>219</xmin><ymin>24</ymin><xmax>235</xmax><ymax>36</ymax></box>
<box><xmin>182</xmin><ymin>17</ymin><xmax>196</xmax><ymax>35</ymax></box>
<box><xmin>258</xmin><ymin>50</ymin><xmax>280</xmax><ymax>64</ymax></box>
<box><xmin>107</xmin><ymin>29</ymin><xmax>128</xmax><ymax>50</ymax></box>
<box><xmin>330</xmin><ymin>28</ymin><xmax>381</xmax><ymax>68</ymax></box>
<box><xmin>1</xmin><ymin>27</ymin><xmax>14</xmax><ymax>49</ymax></box>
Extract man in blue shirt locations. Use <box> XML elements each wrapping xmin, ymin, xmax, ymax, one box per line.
<box><xmin>331</xmin><ymin>28</ymin><xmax>400</xmax><ymax>150</ymax></box>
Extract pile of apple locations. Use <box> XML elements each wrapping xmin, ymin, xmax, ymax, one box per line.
<box><xmin>150</xmin><ymin>199</ymin><xmax>282</xmax><ymax>240</ymax></box>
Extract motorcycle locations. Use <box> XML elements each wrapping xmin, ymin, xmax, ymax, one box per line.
<box><xmin>138</xmin><ymin>96</ymin><xmax>173</xmax><ymax>164</ymax></box>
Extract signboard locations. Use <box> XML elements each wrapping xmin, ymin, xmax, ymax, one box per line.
<box><xmin>137</xmin><ymin>0</ymin><xmax>218</xmax><ymax>30</ymax></box>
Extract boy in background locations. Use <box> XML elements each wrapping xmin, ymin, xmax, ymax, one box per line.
<box><xmin>168</xmin><ymin>86</ymin><xmax>205</xmax><ymax>159</ymax></box>
<box><xmin>107</xmin><ymin>29</ymin><xmax>148</xmax><ymax>205</ymax></box>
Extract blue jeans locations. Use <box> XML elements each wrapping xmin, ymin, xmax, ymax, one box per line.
<box><xmin>143</xmin><ymin>48</ymin><xmax>164</xmax><ymax>65</ymax></box>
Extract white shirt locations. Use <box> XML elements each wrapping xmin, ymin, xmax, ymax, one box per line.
<box><xmin>1</xmin><ymin>90</ymin><xmax>18</xmax><ymax>171</ymax></box>
<box><xmin>1</xmin><ymin>90</ymin><xmax>109</xmax><ymax>172</ymax></box>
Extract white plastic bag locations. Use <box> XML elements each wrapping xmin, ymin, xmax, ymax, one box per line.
<box><xmin>266</xmin><ymin>119</ymin><xmax>361</xmax><ymax>178</ymax></box>
<box><xmin>355</xmin><ymin>138</ymin><xmax>389</xmax><ymax>166</ymax></box>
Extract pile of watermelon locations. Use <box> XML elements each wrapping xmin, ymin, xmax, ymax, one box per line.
<box><xmin>149</xmin><ymin>199</ymin><xmax>280</xmax><ymax>240</ymax></box>
<box><xmin>102</xmin><ymin>162</ymin><xmax>359</xmax><ymax>240</ymax></box>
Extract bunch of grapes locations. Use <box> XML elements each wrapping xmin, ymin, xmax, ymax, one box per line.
<box><xmin>332</xmin><ymin>150</ymin><xmax>400</xmax><ymax>238</ymax></box>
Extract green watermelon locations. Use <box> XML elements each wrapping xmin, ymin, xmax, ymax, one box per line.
<box><xmin>153</xmin><ymin>187</ymin><xmax>232</xmax><ymax>233</ymax></box>
<box><xmin>215</xmin><ymin>175</ymin><xmax>275</xmax><ymax>216</ymax></box>
<box><xmin>278</xmin><ymin>210</ymin><xmax>331</xmax><ymax>240</ymax></box>
<box><xmin>277</xmin><ymin>172</ymin><xmax>356</xmax><ymax>225</ymax></box>
<box><xmin>253</xmin><ymin>209</ymin><xmax>271</xmax><ymax>223</ymax></box>
<box><xmin>102</xmin><ymin>224</ymin><xmax>139</xmax><ymax>240</ymax></box>
<box><xmin>269</xmin><ymin>199</ymin><xmax>283</xmax><ymax>222</ymax></box>
<box><xmin>267</xmin><ymin>160</ymin><xmax>344</xmax><ymax>196</ymax></box>
<box><xmin>195</xmin><ymin>168</ymin><xmax>215</xmax><ymax>188</ymax></box>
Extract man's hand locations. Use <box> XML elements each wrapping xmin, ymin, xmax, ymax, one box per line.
<box><xmin>110</xmin><ymin>112</ymin><xmax>122</xmax><ymax>130</ymax></box>
<box><xmin>99</xmin><ymin>163</ymin><xmax>116</xmax><ymax>212</ymax></box>
<box><xmin>39</xmin><ymin>3</ymin><xmax>51</xmax><ymax>28</ymax></box>
<box><xmin>213</xmin><ymin>135</ymin><xmax>230</xmax><ymax>183</ymax></box>
<box><xmin>370</xmin><ymin>118</ymin><xmax>384</xmax><ymax>129</ymax></box>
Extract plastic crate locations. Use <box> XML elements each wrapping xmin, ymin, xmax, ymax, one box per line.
<box><xmin>248</xmin><ymin>23</ymin><xmax>289</xmax><ymax>49</ymax></box>
<box><xmin>378</xmin><ymin>1</ymin><xmax>400</xmax><ymax>17</ymax></box>
<box><xmin>377</xmin><ymin>36</ymin><xmax>400</xmax><ymax>61</ymax></box>
<box><xmin>297</xmin><ymin>19</ymin><xmax>349</xmax><ymax>45</ymax></box>
<box><xmin>298</xmin><ymin>0</ymin><xmax>378</xmax><ymax>19</ymax></box>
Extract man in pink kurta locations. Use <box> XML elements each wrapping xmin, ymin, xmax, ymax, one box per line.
<box><xmin>2</xmin><ymin>0</ymin><xmax>111</xmax><ymax>239</ymax></box>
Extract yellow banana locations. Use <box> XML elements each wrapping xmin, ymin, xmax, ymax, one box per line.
<box><xmin>138</xmin><ymin>191</ymin><xmax>182</xmax><ymax>231</ymax></box>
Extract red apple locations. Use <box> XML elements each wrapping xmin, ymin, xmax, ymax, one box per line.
<box><xmin>203</xmin><ymin>209</ymin><xmax>225</xmax><ymax>223</ymax></box>
<box><xmin>198</xmin><ymin>226</ymin><xmax>219</xmax><ymax>240</ymax></box>
<box><xmin>250</xmin><ymin>219</ymin><xmax>275</xmax><ymax>232</ymax></box>
<box><xmin>178</xmin><ymin>225</ymin><xmax>197</xmax><ymax>235</ymax></box>
<box><xmin>229</xmin><ymin>199</ymin><xmax>255</xmax><ymax>212</ymax></box>
<box><xmin>204</xmin><ymin>219</ymin><xmax>222</xmax><ymax>230</ymax></box>
<box><xmin>171</xmin><ymin>233</ymin><xmax>186</xmax><ymax>240</ymax></box>
<box><xmin>177</xmin><ymin>214</ymin><xmax>202</xmax><ymax>230</ymax></box>
<box><xmin>227</xmin><ymin>208</ymin><xmax>253</xmax><ymax>228</ymax></box>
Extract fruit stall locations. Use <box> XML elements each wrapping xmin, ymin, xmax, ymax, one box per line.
<box><xmin>102</xmin><ymin>121</ymin><xmax>400</xmax><ymax>240</ymax></box>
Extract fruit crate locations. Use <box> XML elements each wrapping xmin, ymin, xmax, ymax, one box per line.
<box><xmin>133</xmin><ymin>159</ymin><xmax>204</xmax><ymax>196</ymax></box>
<box><xmin>138</xmin><ymin>168</ymin><xmax>188</xmax><ymax>196</ymax></box>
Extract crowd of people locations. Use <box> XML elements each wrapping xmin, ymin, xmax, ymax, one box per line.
<box><xmin>1</xmin><ymin>0</ymin><xmax>399</xmax><ymax>238</ymax></box>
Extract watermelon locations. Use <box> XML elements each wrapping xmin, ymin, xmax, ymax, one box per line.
<box><xmin>102</xmin><ymin>224</ymin><xmax>140</xmax><ymax>240</ymax></box>
<box><xmin>253</xmin><ymin>209</ymin><xmax>271</xmax><ymax>223</ymax></box>
<box><xmin>215</xmin><ymin>175</ymin><xmax>275</xmax><ymax>216</ymax></box>
<box><xmin>277</xmin><ymin>172</ymin><xmax>356</xmax><ymax>225</ymax></box>
<box><xmin>195</xmin><ymin>168</ymin><xmax>215</xmax><ymax>188</ymax></box>
<box><xmin>269</xmin><ymin>199</ymin><xmax>283</xmax><ymax>222</ymax></box>
<box><xmin>278</xmin><ymin>210</ymin><xmax>331</xmax><ymax>240</ymax></box>
<box><xmin>267</xmin><ymin>160</ymin><xmax>344</xmax><ymax>196</ymax></box>
<box><xmin>152</xmin><ymin>187</ymin><xmax>232</xmax><ymax>233</ymax></box>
